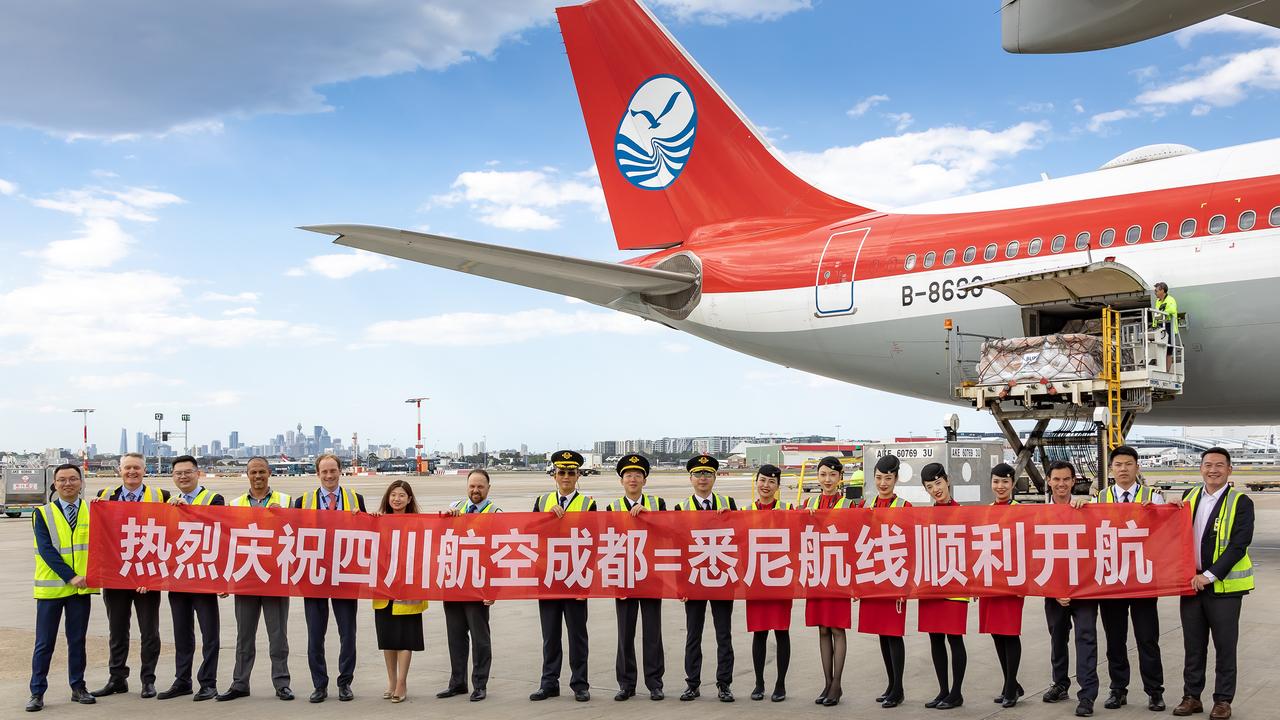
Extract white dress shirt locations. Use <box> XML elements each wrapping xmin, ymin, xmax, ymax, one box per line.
<box><xmin>1193</xmin><ymin>484</ymin><xmax>1228</xmax><ymax>579</ymax></box>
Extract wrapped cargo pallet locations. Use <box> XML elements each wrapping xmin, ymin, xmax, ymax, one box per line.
<box><xmin>977</xmin><ymin>333</ymin><xmax>1103</xmax><ymax>386</ymax></box>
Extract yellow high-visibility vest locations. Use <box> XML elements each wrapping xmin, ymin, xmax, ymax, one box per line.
<box><xmin>1186</xmin><ymin>486</ymin><xmax>1254</xmax><ymax>594</ymax></box>
<box><xmin>802</xmin><ymin>495</ymin><xmax>854</xmax><ymax>509</ymax></box>
<box><xmin>98</xmin><ymin>484</ymin><xmax>163</xmax><ymax>502</ymax></box>
<box><xmin>301</xmin><ymin>487</ymin><xmax>359</xmax><ymax>511</ymax></box>
<box><xmin>32</xmin><ymin>500</ymin><xmax>98</xmax><ymax>600</ymax></box>
<box><xmin>1098</xmin><ymin>484</ymin><xmax>1152</xmax><ymax>503</ymax></box>
<box><xmin>748</xmin><ymin>499</ymin><xmax>794</xmax><ymax>510</ymax></box>
<box><xmin>608</xmin><ymin>495</ymin><xmax>659</xmax><ymax>512</ymax></box>
<box><xmin>455</xmin><ymin>498</ymin><xmax>500</xmax><ymax>513</ymax></box>
<box><xmin>678</xmin><ymin>493</ymin><xmax>732</xmax><ymax>511</ymax></box>
<box><xmin>372</xmin><ymin>599</ymin><xmax>428</xmax><ymax>614</ymax></box>
<box><xmin>230</xmin><ymin>490</ymin><xmax>291</xmax><ymax>508</ymax></box>
<box><xmin>538</xmin><ymin>492</ymin><xmax>592</xmax><ymax>512</ymax></box>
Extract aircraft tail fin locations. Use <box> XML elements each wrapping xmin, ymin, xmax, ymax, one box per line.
<box><xmin>557</xmin><ymin>0</ymin><xmax>868</xmax><ymax>251</ymax></box>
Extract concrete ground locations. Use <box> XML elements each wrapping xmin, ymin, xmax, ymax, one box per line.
<box><xmin>3</xmin><ymin>470</ymin><xmax>1277</xmax><ymax>718</ymax></box>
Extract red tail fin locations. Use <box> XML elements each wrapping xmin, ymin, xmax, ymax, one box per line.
<box><xmin>557</xmin><ymin>0</ymin><xmax>868</xmax><ymax>250</ymax></box>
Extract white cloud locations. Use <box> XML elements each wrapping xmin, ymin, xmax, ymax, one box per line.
<box><xmin>1017</xmin><ymin>101</ymin><xmax>1054</xmax><ymax>113</ymax></box>
<box><xmin>222</xmin><ymin>306</ymin><xmax>258</xmax><ymax>317</ymax></box>
<box><xmin>0</xmin><ymin>178</ymin><xmax>17</xmax><ymax>195</ymax></box>
<box><xmin>37</xmin><ymin>217</ymin><xmax>133</xmax><ymax>268</ymax></box>
<box><xmin>652</xmin><ymin>0</ymin><xmax>811</xmax><ymax>24</ymax></box>
<box><xmin>1131</xmin><ymin>65</ymin><xmax>1159</xmax><ymax>82</ymax></box>
<box><xmin>885</xmin><ymin>111</ymin><xmax>914</xmax><ymax>133</ymax></box>
<box><xmin>287</xmin><ymin>250</ymin><xmax>396</xmax><ymax>279</ymax></box>
<box><xmin>1136</xmin><ymin>46</ymin><xmax>1280</xmax><ymax>111</ymax></box>
<box><xmin>0</xmin><ymin>1</ymin><xmax>573</xmax><ymax>137</ymax></box>
<box><xmin>430</xmin><ymin>168</ymin><xmax>605</xmax><ymax>231</ymax></box>
<box><xmin>72</xmin><ymin>372</ymin><xmax>184</xmax><ymax>390</ymax></box>
<box><xmin>1072</xmin><ymin>101</ymin><xmax>1085</xmax><ymax>113</ymax></box>
<box><xmin>847</xmin><ymin>94</ymin><xmax>889</xmax><ymax>117</ymax></box>
<box><xmin>1086</xmin><ymin>108</ymin><xmax>1139</xmax><ymax>134</ymax></box>
<box><xmin>1174</xmin><ymin>15</ymin><xmax>1280</xmax><ymax>48</ymax></box>
<box><xmin>785</xmin><ymin>122</ymin><xmax>1048</xmax><ymax>207</ymax></box>
<box><xmin>25</xmin><ymin>185</ymin><xmax>185</xmax><ymax>269</ymax></box>
<box><xmin>662</xmin><ymin>342</ymin><xmax>691</xmax><ymax>353</ymax></box>
<box><xmin>365</xmin><ymin>309</ymin><xmax>657</xmax><ymax>347</ymax></box>
<box><xmin>200</xmin><ymin>291</ymin><xmax>260</xmax><ymax>303</ymax></box>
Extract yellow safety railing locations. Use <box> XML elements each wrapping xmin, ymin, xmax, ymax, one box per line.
<box><xmin>1101</xmin><ymin>307</ymin><xmax>1124</xmax><ymax>449</ymax></box>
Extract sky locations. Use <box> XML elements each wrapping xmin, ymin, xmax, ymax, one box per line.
<box><xmin>3</xmin><ymin>1</ymin><xmax>1280</xmax><ymax>455</ymax></box>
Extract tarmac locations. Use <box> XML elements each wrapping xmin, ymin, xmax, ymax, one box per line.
<box><xmin>2</xmin><ymin>470</ymin><xmax>1277</xmax><ymax>719</ymax></box>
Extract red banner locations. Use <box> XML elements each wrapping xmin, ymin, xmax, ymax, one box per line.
<box><xmin>86</xmin><ymin>502</ymin><xmax>1195</xmax><ymax>601</ymax></box>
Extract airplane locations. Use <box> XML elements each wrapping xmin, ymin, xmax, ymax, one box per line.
<box><xmin>304</xmin><ymin>0</ymin><xmax>1280</xmax><ymax>426</ymax></box>
<box><xmin>1001</xmin><ymin>0</ymin><xmax>1280</xmax><ymax>53</ymax></box>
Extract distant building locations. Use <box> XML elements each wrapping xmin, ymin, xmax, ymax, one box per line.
<box><xmin>229</xmin><ymin>431</ymin><xmax>240</xmax><ymax>449</ymax></box>
<box><xmin>210</xmin><ymin>440</ymin><xmax>223</xmax><ymax>456</ymax></box>
<box><xmin>119</xmin><ymin>428</ymin><xmax>128</xmax><ymax>455</ymax></box>
<box><xmin>457</xmin><ymin>443</ymin><xmax>465</xmax><ymax>456</ymax></box>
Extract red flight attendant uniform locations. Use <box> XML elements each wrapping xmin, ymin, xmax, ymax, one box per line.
<box><xmin>805</xmin><ymin>493</ymin><xmax>852</xmax><ymax>629</ymax></box>
<box><xmin>857</xmin><ymin>495</ymin><xmax>912</xmax><ymax>637</ymax></box>
<box><xmin>917</xmin><ymin>499</ymin><xmax>969</xmax><ymax>635</ymax></box>
<box><xmin>978</xmin><ymin>500</ymin><xmax>1024</xmax><ymax>635</ymax></box>
<box><xmin>745</xmin><ymin>499</ymin><xmax>793</xmax><ymax>632</ymax></box>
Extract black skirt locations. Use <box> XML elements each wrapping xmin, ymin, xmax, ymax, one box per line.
<box><xmin>374</xmin><ymin>603</ymin><xmax>424</xmax><ymax>651</ymax></box>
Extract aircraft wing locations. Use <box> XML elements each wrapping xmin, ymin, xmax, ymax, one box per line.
<box><xmin>301</xmin><ymin>224</ymin><xmax>699</xmax><ymax>312</ymax></box>
<box><xmin>1232</xmin><ymin>0</ymin><xmax>1280</xmax><ymax>30</ymax></box>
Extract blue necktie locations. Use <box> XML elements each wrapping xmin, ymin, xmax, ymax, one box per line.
<box><xmin>64</xmin><ymin>502</ymin><xmax>77</xmax><ymax>528</ymax></box>
<box><xmin>467</xmin><ymin>503</ymin><xmax>477</xmax><ymax>514</ymax></box>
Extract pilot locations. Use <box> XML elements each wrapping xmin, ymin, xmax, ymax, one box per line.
<box><xmin>607</xmin><ymin>454</ymin><xmax>667</xmax><ymax>701</ymax></box>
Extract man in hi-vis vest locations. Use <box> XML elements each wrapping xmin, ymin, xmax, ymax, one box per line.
<box><xmin>438</xmin><ymin>469</ymin><xmax>500</xmax><ymax>702</ymax></box>
<box><xmin>27</xmin><ymin>463</ymin><xmax>99</xmax><ymax>712</ymax></box>
<box><xmin>157</xmin><ymin>455</ymin><xmax>224</xmax><ymax>701</ymax></box>
<box><xmin>1172</xmin><ymin>448</ymin><xmax>1255</xmax><ymax>720</ymax></box>
<box><xmin>530</xmin><ymin>450</ymin><xmax>596</xmax><ymax>703</ymax></box>
<box><xmin>219</xmin><ymin>456</ymin><xmax>293</xmax><ymax>702</ymax></box>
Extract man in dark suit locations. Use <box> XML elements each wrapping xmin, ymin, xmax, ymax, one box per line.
<box><xmin>608</xmin><ymin>454</ymin><xmax>667</xmax><ymax>702</ymax></box>
<box><xmin>157</xmin><ymin>456</ymin><xmax>225</xmax><ymax>701</ymax></box>
<box><xmin>291</xmin><ymin>453</ymin><xmax>366</xmax><ymax>703</ymax></box>
<box><xmin>91</xmin><ymin>452</ymin><xmax>170</xmax><ymax>699</ymax></box>
<box><xmin>1173</xmin><ymin>448</ymin><xmax>1254</xmax><ymax>720</ymax></box>
<box><xmin>437</xmin><ymin>469</ymin><xmax>500</xmax><ymax>702</ymax></box>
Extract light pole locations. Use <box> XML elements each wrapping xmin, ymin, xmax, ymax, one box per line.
<box><xmin>154</xmin><ymin>412</ymin><xmax>164</xmax><ymax>476</ymax></box>
<box><xmin>182</xmin><ymin>413</ymin><xmax>191</xmax><ymax>455</ymax></box>
<box><xmin>72</xmin><ymin>409</ymin><xmax>94</xmax><ymax>474</ymax></box>
<box><xmin>835</xmin><ymin>423</ymin><xmax>842</xmax><ymax>452</ymax></box>
<box><xmin>404</xmin><ymin>397</ymin><xmax>429</xmax><ymax>474</ymax></box>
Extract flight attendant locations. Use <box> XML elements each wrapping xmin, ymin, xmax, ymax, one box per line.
<box><xmin>858</xmin><ymin>454</ymin><xmax>911</xmax><ymax>709</ymax></box>
<box><xmin>917</xmin><ymin>463</ymin><xmax>968</xmax><ymax>710</ymax></box>
<box><xmin>981</xmin><ymin>463</ymin><xmax>1025</xmax><ymax>708</ymax></box>
<box><xmin>745</xmin><ymin>464</ymin><xmax>792</xmax><ymax>703</ymax></box>
<box><xmin>803</xmin><ymin>456</ymin><xmax>855</xmax><ymax>707</ymax></box>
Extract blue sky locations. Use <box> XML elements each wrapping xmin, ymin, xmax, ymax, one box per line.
<box><xmin>3</xmin><ymin>1</ymin><xmax>1280</xmax><ymax>455</ymax></box>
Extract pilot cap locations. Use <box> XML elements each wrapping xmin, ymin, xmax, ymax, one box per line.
<box><xmin>616</xmin><ymin>454</ymin><xmax>651</xmax><ymax>477</ymax></box>
<box><xmin>551</xmin><ymin>450</ymin><xmax>585</xmax><ymax>469</ymax></box>
<box><xmin>686</xmin><ymin>455</ymin><xmax>719</xmax><ymax>473</ymax></box>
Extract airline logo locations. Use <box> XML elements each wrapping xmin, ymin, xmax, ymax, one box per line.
<box><xmin>615</xmin><ymin>74</ymin><xmax>697</xmax><ymax>190</ymax></box>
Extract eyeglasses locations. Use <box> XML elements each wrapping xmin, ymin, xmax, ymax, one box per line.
<box><xmin>173</xmin><ymin>470</ymin><xmax>198</xmax><ymax>478</ymax></box>
<box><xmin>691</xmin><ymin>471</ymin><xmax>715</xmax><ymax>478</ymax></box>
<box><xmin>554</xmin><ymin>469</ymin><xmax>580</xmax><ymax>477</ymax></box>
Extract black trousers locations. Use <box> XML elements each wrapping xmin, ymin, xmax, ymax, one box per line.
<box><xmin>102</xmin><ymin>588</ymin><xmax>161</xmax><ymax>685</ymax></box>
<box><xmin>684</xmin><ymin>599</ymin><xmax>734</xmax><ymax>689</ymax></box>
<box><xmin>616</xmin><ymin>598</ymin><xmax>664</xmax><ymax>692</ymax></box>
<box><xmin>538</xmin><ymin>599</ymin><xmax>589</xmax><ymax>692</ymax></box>
<box><xmin>1099</xmin><ymin>597</ymin><xmax>1164</xmax><ymax>696</ymax></box>
<box><xmin>169</xmin><ymin>592</ymin><xmax>220</xmax><ymax>690</ymax></box>
<box><xmin>1045</xmin><ymin>598</ymin><xmax>1099</xmax><ymax>703</ymax></box>
<box><xmin>1180</xmin><ymin>592</ymin><xmax>1242</xmax><ymax>703</ymax></box>
<box><xmin>30</xmin><ymin>595</ymin><xmax>91</xmax><ymax>696</ymax></box>
<box><xmin>443</xmin><ymin>601</ymin><xmax>492</xmax><ymax>691</ymax></box>
<box><xmin>230</xmin><ymin>595</ymin><xmax>290</xmax><ymax>692</ymax></box>
<box><xmin>303</xmin><ymin>597</ymin><xmax>357</xmax><ymax>690</ymax></box>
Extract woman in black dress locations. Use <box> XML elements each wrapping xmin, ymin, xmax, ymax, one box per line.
<box><xmin>373</xmin><ymin>479</ymin><xmax>425</xmax><ymax>702</ymax></box>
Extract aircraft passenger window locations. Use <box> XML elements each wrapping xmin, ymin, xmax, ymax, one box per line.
<box><xmin>1051</xmin><ymin>234</ymin><xmax>1066</xmax><ymax>253</ymax></box>
<box><xmin>1240</xmin><ymin>210</ymin><xmax>1256</xmax><ymax>231</ymax></box>
<box><xmin>904</xmin><ymin>254</ymin><xmax>917</xmax><ymax>271</ymax></box>
<box><xmin>1099</xmin><ymin>228</ymin><xmax>1115</xmax><ymax>247</ymax></box>
<box><xmin>1180</xmin><ymin>218</ymin><xmax>1196</xmax><ymax>238</ymax></box>
<box><xmin>1208</xmin><ymin>214</ymin><xmax>1226</xmax><ymax>234</ymax></box>
<box><xmin>1005</xmin><ymin>240</ymin><xmax>1019</xmax><ymax>258</ymax></box>
<box><xmin>1153</xmin><ymin>222</ymin><xmax>1168</xmax><ymax>241</ymax></box>
<box><xmin>1074</xmin><ymin>232</ymin><xmax>1090</xmax><ymax>250</ymax></box>
<box><xmin>1125</xmin><ymin>225</ymin><xmax>1141</xmax><ymax>244</ymax></box>
<box><xmin>942</xmin><ymin>248</ymin><xmax>956</xmax><ymax>266</ymax></box>
<box><xmin>963</xmin><ymin>246</ymin><xmax>976</xmax><ymax>263</ymax></box>
<box><xmin>1271</xmin><ymin>206</ymin><xmax>1280</xmax><ymax>226</ymax></box>
<box><xmin>983</xmin><ymin>243</ymin><xmax>997</xmax><ymax>261</ymax></box>
<box><xmin>1027</xmin><ymin>237</ymin><xmax>1042</xmax><ymax>256</ymax></box>
<box><xmin>923</xmin><ymin>251</ymin><xmax>936</xmax><ymax>269</ymax></box>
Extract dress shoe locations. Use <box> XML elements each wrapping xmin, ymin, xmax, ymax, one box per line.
<box><xmin>679</xmin><ymin>687</ymin><xmax>699</xmax><ymax>701</ymax></box>
<box><xmin>26</xmin><ymin>694</ymin><xmax>43</xmax><ymax>712</ymax></box>
<box><xmin>216</xmin><ymin>688</ymin><xmax>249</xmax><ymax>702</ymax></box>
<box><xmin>1149</xmin><ymin>694</ymin><xmax>1166</xmax><ymax>711</ymax></box>
<box><xmin>1003</xmin><ymin>696</ymin><xmax>1019</xmax><ymax>708</ymax></box>
<box><xmin>881</xmin><ymin>695</ymin><xmax>903</xmax><ymax>708</ymax></box>
<box><xmin>276</xmin><ymin>687</ymin><xmax>294</xmax><ymax>701</ymax></box>
<box><xmin>750</xmin><ymin>684</ymin><xmax>765</xmax><ymax>701</ymax></box>
<box><xmin>1172</xmin><ymin>696</ymin><xmax>1204</xmax><ymax>716</ymax></box>
<box><xmin>926</xmin><ymin>692</ymin><xmax>947</xmax><ymax>709</ymax></box>
<box><xmin>470</xmin><ymin>688</ymin><xmax>486</xmax><ymax>701</ymax></box>
<box><xmin>529</xmin><ymin>687</ymin><xmax>559</xmax><ymax>701</ymax></box>
<box><xmin>1209</xmin><ymin>701</ymin><xmax>1232</xmax><ymax>720</ymax></box>
<box><xmin>995</xmin><ymin>686</ymin><xmax>1025</xmax><ymax>705</ymax></box>
<box><xmin>1044</xmin><ymin>685</ymin><xmax>1070</xmax><ymax>703</ymax></box>
<box><xmin>157</xmin><ymin>685</ymin><xmax>193</xmax><ymax>700</ymax></box>
<box><xmin>937</xmin><ymin>695</ymin><xmax>963</xmax><ymax>710</ymax></box>
<box><xmin>771</xmin><ymin>689</ymin><xmax>786</xmax><ymax>702</ymax></box>
<box><xmin>616</xmin><ymin>689</ymin><xmax>635</xmax><ymax>701</ymax></box>
<box><xmin>1104</xmin><ymin>692</ymin><xmax>1127</xmax><ymax>710</ymax></box>
<box><xmin>140</xmin><ymin>683</ymin><xmax>156</xmax><ymax>699</ymax></box>
<box><xmin>650</xmin><ymin>689</ymin><xmax>665</xmax><ymax>700</ymax></box>
<box><xmin>90</xmin><ymin>680</ymin><xmax>128</xmax><ymax>698</ymax></box>
<box><xmin>193</xmin><ymin>687</ymin><xmax>218</xmax><ymax>702</ymax></box>
<box><xmin>337</xmin><ymin>684</ymin><xmax>353</xmax><ymax>701</ymax></box>
<box><xmin>574</xmin><ymin>689</ymin><xmax>591</xmax><ymax>702</ymax></box>
<box><xmin>815</xmin><ymin>687</ymin><xmax>829</xmax><ymax>704</ymax></box>
<box><xmin>718</xmin><ymin>686</ymin><xmax>735</xmax><ymax>703</ymax></box>
<box><xmin>1077</xmin><ymin>701</ymin><xmax>1095</xmax><ymax>717</ymax></box>
<box><xmin>71</xmin><ymin>688</ymin><xmax>96</xmax><ymax>705</ymax></box>
<box><xmin>876</xmin><ymin>688</ymin><xmax>891</xmax><ymax>703</ymax></box>
<box><xmin>309</xmin><ymin>688</ymin><xmax>327</xmax><ymax>703</ymax></box>
<box><xmin>437</xmin><ymin>686</ymin><xmax>467</xmax><ymax>699</ymax></box>
<box><xmin>822</xmin><ymin>690</ymin><xmax>841</xmax><ymax>707</ymax></box>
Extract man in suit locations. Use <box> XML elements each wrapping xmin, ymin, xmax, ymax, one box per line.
<box><xmin>437</xmin><ymin>469</ymin><xmax>500</xmax><ymax>702</ymax></box>
<box><xmin>157</xmin><ymin>456</ymin><xmax>224</xmax><ymax>701</ymax></box>
<box><xmin>675</xmin><ymin>455</ymin><xmax>738</xmax><ymax>703</ymax></box>
<box><xmin>91</xmin><ymin>452</ymin><xmax>170</xmax><ymax>699</ymax></box>
<box><xmin>291</xmin><ymin>453</ymin><xmax>366</xmax><ymax>703</ymax></box>
<box><xmin>529</xmin><ymin>450</ymin><xmax>597</xmax><ymax>703</ymax></box>
<box><xmin>1172</xmin><ymin>448</ymin><xmax>1254</xmax><ymax>720</ymax></box>
<box><xmin>218</xmin><ymin>457</ymin><xmax>294</xmax><ymax>702</ymax></box>
<box><xmin>27</xmin><ymin>464</ymin><xmax>98</xmax><ymax>712</ymax></box>
<box><xmin>608</xmin><ymin>454</ymin><xmax>667</xmax><ymax>701</ymax></box>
